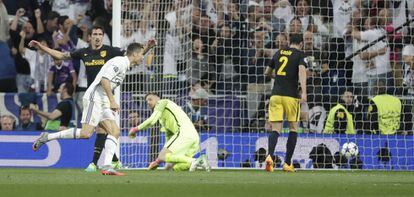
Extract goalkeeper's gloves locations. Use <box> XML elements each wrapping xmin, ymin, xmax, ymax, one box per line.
<box><xmin>128</xmin><ymin>127</ymin><xmax>138</xmax><ymax>139</ymax></box>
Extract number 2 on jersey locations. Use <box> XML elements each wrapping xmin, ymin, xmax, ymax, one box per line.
<box><xmin>277</xmin><ymin>56</ymin><xmax>288</xmax><ymax>76</ymax></box>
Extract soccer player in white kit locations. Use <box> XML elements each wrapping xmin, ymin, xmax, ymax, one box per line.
<box><xmin>32</xmin><ymin>40</ymin><xmax>156</xmax><ymax>175</ymax></box>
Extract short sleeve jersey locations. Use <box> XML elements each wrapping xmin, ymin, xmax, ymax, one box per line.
<box><xmin>83</xmin><ymin>56</ymin><xmax>130</xmax><ymax>102</ymax></box>
<box><xmin>268</xmin><ymin>47</ymin><xmax>307</xmax><ymax>98</ymax></box>
<box><xmin>70</xmin><ymin>45</ymin><xmax>124</xmax><ymax>87</ymax></box>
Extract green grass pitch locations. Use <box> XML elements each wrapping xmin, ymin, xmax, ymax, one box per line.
<box><xmin>1</xmin><ymin>169</ymin><xmax>414</xmax><ymax>197</ymax></box>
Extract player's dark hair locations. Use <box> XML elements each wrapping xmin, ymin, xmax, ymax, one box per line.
<box><xmin>126</xmin><ymin>43</ymin><xmax>144</xmax><ymax>56</ymax></box>
<box><xmin>89</xmin><ymin>25</ymin><xmax>105</xmax><ymax>35</ymax></box>
<box><xmin>58</xmin><ymin>15</ymin><xmax>69</xmax><ymax>26</ymax></box>
<box><xmin>144</xmin><ymin>92</ymin><xmax>161</xmax><ymax>100</ymax></box>
<box><xmin>63</xmin><ymin>83</ymin><xmax>74</xmax><ymax>96</ymax></box>
<box><xmin>290</xmin><ymin>33</ymin><xmax>303</xmax><ymax>45</ymax></box>
<box><xmin>19</xmin><ymin>105</ymin><xmax>30</xmax><ymax>115</ymax></box>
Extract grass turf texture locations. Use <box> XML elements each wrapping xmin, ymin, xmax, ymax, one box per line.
<box><xmin>1</xmin><ymin>169</ymin><xmax>413</xmax><ymax>197</ymax></box>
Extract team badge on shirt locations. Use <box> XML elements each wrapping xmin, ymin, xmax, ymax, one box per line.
<box><xmin>113</xmin><ymin>66</ymin><xmax>119</xmax><ymax>72</ymax></box>
<box><xmin>100</xmin><ymin>50</ymin><xmax>107</xmax><ymax>57</ymax></box>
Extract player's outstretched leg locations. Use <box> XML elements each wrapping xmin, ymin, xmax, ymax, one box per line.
<box><xmin>32</xmin><ymin>132</ymin><xmax>49</xmax><ymax>151</ymax></box>
<box><xmin>32</xmin><ymin>128</ymin><xmax>83</xmax><ymax>151</ymax></box>
<box><xmin>33</xmin><ymin>124</ymin><xmax>95</xmax><ymax>151</ymax></box>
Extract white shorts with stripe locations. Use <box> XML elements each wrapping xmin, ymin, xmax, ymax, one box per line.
<box><xmin>81</xmin><ymin>98</ymin><xmax>115</xmax><ymax>127</ymax></box>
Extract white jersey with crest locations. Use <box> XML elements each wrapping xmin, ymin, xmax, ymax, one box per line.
<box><xmin>83</xmin><ymin>56</ymin><xmax>130</xmax><ymax>103</ymax></box>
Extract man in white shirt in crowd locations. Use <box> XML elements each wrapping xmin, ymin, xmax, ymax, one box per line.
<box><xmin>351</xmin><ymin>15</ymin><xmax>393</xmax><ymax>97</ymax></box>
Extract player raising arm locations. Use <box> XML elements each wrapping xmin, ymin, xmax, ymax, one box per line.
<box><xmin>264</xmin><ymin>33</ymin><xmax>307</xmax><ymax>172</ymax></box>
<box><xmin>129</xmin><ymin>93</ymin><xmax>211</xmax><ymax>172</ymax></box>
<box><xmin>32</xmin><ymin>40</ymin><xmax>156</xmax><ymax>176</ymax></box>
<box><xmin>29</xmin><ymin>26</ymin><xmax>125</xmax><ymax>172</ymax></box>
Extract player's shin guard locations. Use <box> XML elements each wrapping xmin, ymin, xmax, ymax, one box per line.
<box><xmin>268</xmin><ymin>131</ymin><xmax>279</xmax><ymax>157</ymax></box>
<box><xmin>285</xmin><ymin>131</ymin><xmax>298</xmax><ymax>165</ymax></box>
<box><xmin>173</xmin><ymin>163</ymin><xmax>191</xmax><ymax>171</ymax></box>
<box><xmin>103</xmin><ymin>135</ymin><xmax>118</xmax><ymax>167</ymax></box>
<box><xmin>165</xmin><ymin>153</ymin><xmax>194</xmax><ymax>164</ymax></box>
<box><xmin>47</xmin><ymin>128</ymin><xmax>81</xmax><ymax>141</ymax></box>
<box><xmin>92</xmin><ymin>133</ymin><xmax>106</xmax><ymax>165</ymax></box>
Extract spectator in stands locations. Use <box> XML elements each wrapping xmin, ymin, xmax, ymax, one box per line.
<box><xmin>0</xmin><ymin>0</ymin><xmax>9</xmax><ymax>42</ymax></box>
<box><xmin>212</xmin><ymin>24</ymin><xmax>242</xmax><ymax>93</ymax></box>
<box><xmin>204</xmin><ymin>0</ymin><xmax>227</xmax><ymax>26</ymax></box>
<box><xmin>272</xmin><ymin>0</ymin><xmax>294</xmax><ymax>24</ymax></box>
<box><xmin>16</xmin><ymin>105</ymin><xmax>43</xmax><ymax>131</ymax></box>
<box><xmin>226</xmin><ymin>0</ymin><xmax>248</xmax><ymax>46</ymax></box>
<box><xmin>247</xmin><ymin>31</ymin><xmax>272</xmax><ymax>128</ymax></box>
<box><xmin>163</xmin><ymin>2</ymin><xmax>193</xmax><ymax>94</ymax></box>
<box><xmin>190</xmin><ymin>38</ymin><xmax>211</xmax><ymax>85</ymax></box>
<box><xmin>247</xmin><ymin>4</ymin><xmax>262</xmax><ymax>33</ymax></box>
<box><xmin>351</xmin><ymin>15</ymin><xmax>392</xmax><ymax>97</ymax></box>
<box><xmin>190</xmin><ymin>80</ymin><xmax>214</xmax><ymax>95</ymax></box>
<box><xmin>125</xmin><ymin>6</ymin><xmax>156</xmax><ymax>75</ymax></box>
<box><xmin>128</xmin><ymin>111</ymin><xmax>141</xmax><ymax>128</ymax></box>
<box><xmin>303</xmin><ymin>31</ymin><xmax>328</xmax><ymax>95</ymax></box>
<box><xmin>378</xmin><ymin>8</ymin><xmax>403</xmax><ymax>86</ymax></box>
<box><xmin>402</xmin><ymin>41</ymin><xmax>414</xmax><ymax>93</ymax></box>
<box><xmin>9</xmin><ymin>8</ymin><xmax>37</xmax><ymax>93</ymax></box>
<box><xmin>37</xmin><ymin>10</ymin><xmax>60</xmax><ymax>48</ymax></box>
<box><xmin>121</xmin><ymin>18</ymin><xmax>138</xmax><ymax>50</ymax></box>
<box><xmin>287</xmin><ymin>17</ymin><xmax>303</xmax><ymax>36</ymax></box>
<box><xmin>267</xmin><ymin>32</ymin><xmax>288</xmax><ymax>50</ymax></box>
<box><xmin>223</xmin><ymin>1</ymin><xmax>249</xmax><ymax>72</ymax></box>
<box><xmin>331</xmin><ymin>0</ymin><xmax>354</xmax><ymax>39</ymax></box>
<box><xmin>290</xmin><ymin>0</ymin><xmax>328</xmax><ymax>49</ymax></box>
<box><xmin>47</xmin><ymin>57</ymin><xmax>77</xmax><ymax>96</ymax></box>
<box><xmin>0</xmin><ymin>40</ymin><xmax>17</xmax><ymax>92</ymax></box>
<box><xmin>124</xmin><ymin>4</ymin><xmax>157</xmax><ymax>47</ymax></box>
<box><xmin>19</xmin><ymin>32</ymin><xmax>52</xmax><ymax>93</ymax></box>
<box><xmin>262</xmin><ymin>0</ymin><xmax>285</xmax><ymax>35</ymax></box>
<box><xmin>0</xmin><ymin>115</ymin><xmax>16</xmax><ymax>131</ymax></box>
<box><xmin>54</xmin><ymin>15</ymin><xmax>76</xmax><ymax>52</ymax></box>
<box><xmin>89</xmin><ymin>0</ymin><xmax>113</xmax><ymax>40</ymax></box>
<box><xmin>31</xmin><ymin>83</ymin><xmax>75</xmax><ymax>131</ymax></box>
<box><xmin>344</xmin><ymin>9</ymin><xmax>369</xmax><ymax>96</ymax></box>
<box><xmin>366</xmin><ymin>81</ymin><xmax>402</xmax><ymax>135</ymax></box>
<box><xmin>121</xmin><ymin>18</ymin><xmax>137</xmax><ymax>49</ymax></box>
<box><xmin>192</xmin><ymin>14</ymin><xmax>216</xmax><ymax>50</ymax></box>
<box><xmin>183</xmin><ymin>88</ymin><xmax>210</xmax><ymax>131</ymax></box>
<box><xmin>52</xmin><ymin>0</ymin><xmax>90</xmax><ymax>21</ymax></box>
<box><xmin>331</xmin><ymin>0</ymin><xmax>354</xmax><ymax>68</ymax></box>
<box><xmin>402</xmin><ymin>42</ymin><xmax>414</xmax><ymax>134</ymax></box>
<box><xmin>324</xmin><ymin>90</ymin><xmax>357</xmax><ymax>134</ymax></box>
<box><xmin>51</xmin><ymin>0</ymin><xmax>71</xmax><ymax>17</ymax></box>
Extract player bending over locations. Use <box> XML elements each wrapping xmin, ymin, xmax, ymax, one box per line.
<box><xmin>129</xmin><ymin>93</ymin><xmax>210</xmax><ymax>172</ymax></box>
<box><xmin>32</xmin><ymin>41</ymin><xmax>156</xmax><ymax>175</ymax></box>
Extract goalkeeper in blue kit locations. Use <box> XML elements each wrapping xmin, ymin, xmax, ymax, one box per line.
<box><xmin>128</xmin><ymin>92</ymin><xmax>210</xmax><ymax>172</ymax></box>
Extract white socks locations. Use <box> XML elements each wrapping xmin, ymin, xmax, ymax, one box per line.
<box><xmin>103</xmin><ymin>135</ymin><xmax>118</xmax><ymax>167</ymax></box>
<box><xmin>47</xmin><ymin>128</ymin><xmax>81</xmax><ymax>141</ymax></box>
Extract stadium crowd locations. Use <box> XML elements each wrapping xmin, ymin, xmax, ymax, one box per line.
<box><xmin>0</xmin><ymin>0</ymin><xmax>413</xmax><ymax>135</ymax></box>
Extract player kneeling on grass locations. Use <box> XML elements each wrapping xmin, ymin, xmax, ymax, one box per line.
<box><xmin>32</xmin><ymin>40</ymin><xmax>156</xmax><ymax>176</ymax></box>
<box><xmin>129</xmin><ymin>93</ymin><xmax>211</xmax><ymax>172</ymax></box>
